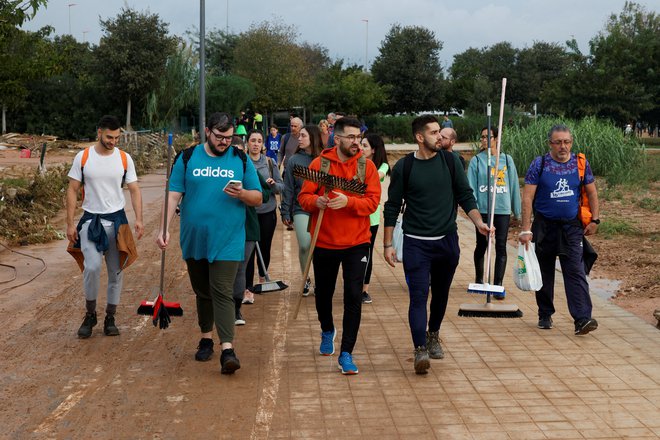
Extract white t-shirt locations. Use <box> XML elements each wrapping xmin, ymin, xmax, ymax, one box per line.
<box><xmin>68</xmin><ymin>147</ymin><xmax>138</xmax><ymax>214</ymax></box>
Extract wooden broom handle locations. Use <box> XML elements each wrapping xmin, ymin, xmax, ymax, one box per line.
<box><xmin>292</xmin><ymin>189</ymin><xmax>328</xmax><ymax>319</ymax></box>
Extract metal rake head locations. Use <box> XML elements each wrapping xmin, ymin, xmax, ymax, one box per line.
<box><xmin>292</xmin><ymin>165</ymin><xmax>367</xmax><ymax>195</ymax></box>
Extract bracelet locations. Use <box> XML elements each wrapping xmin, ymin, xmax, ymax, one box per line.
<box><xmin>519</xmin><ymin>231</ymin><xmax>533</xmax><ymax>236</ymax></box>
<box><xmin>383</xmin><ymin>244</ymin><xmax>393</xmax><ymax>248</ymax></box>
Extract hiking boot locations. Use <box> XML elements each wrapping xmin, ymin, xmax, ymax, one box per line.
<box><xmin>195</xmin><ymin>338</ymin><xmax>214</xmax><ymax>362</ymax></box>
<box><xmin>361</xmin><ymin>292</ymin><xmax>372</xmax><ymax>304</ymax></box>
<box><xmin>220</xmin><ymin>348</ymin><xmax>241</xmax><ymax>374</ymax></box>
<box><xmin>337</xmin><ymin>352</ymin><xmax>359</xmax><ymax>375</ymax></box>
<box><xmin>77</xmin><ymin>312</ymin><xmax>97</xmax><ymax>339</ymax></box>
<box><xmin>302</xmin><ymin>278</ymin><xmax>312</xmax><ymax>297</ymax></box>
<box><xmin>426</xmin><ymin>331</ymin><xmax>444</xmax><ymax>359</ymax></box>
<box><xmin>103</xmin><ymin>314</ymin><xmax>120</xmax><ymax>336</ymax></box>
<box><xmin>414</xmin><ymin>346</ymin><xmax>430</xmax><ymax>375</ymax></box>
<box><xmin>319</xmin><ymin>328</ymin><xmax>336</xmax><ymax>356</ymax></box>
<box><xmin>538</xmin><ymin>317</ymin><xmax>553</xmax><ymax>330</ymax></box>
<box><xmin>575</xmin><ymin>318</ymin><xmax>598</xmax><ymax>336</ymax></box>
<box><xmin>235</xmin><ymin>309</ymin><xmax>246</xmax><ymax>326</ymax></box>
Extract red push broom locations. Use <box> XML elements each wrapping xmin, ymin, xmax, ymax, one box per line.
<box><xmin>137</xmin><ymin>133</ymin><xmax>183</xmax><ymax>328</ymax></box>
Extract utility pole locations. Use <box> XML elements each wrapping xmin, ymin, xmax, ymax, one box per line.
<box><xmin>68</xmin><ymin>3</ymin><xmax>77</xmax><ymax>35</ymax></box>
<box><xmin>200</xmin><ymin>0</ymin><xmax>206</xmax><ymax>143</ymax></box>
<box><xmin>361</xmin><ymin>19</ymin><xmax>369</xmax><ymax>71</ymax></box>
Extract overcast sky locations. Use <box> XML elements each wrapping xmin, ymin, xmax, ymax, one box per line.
<box><xmin>22</xmin><ymin>0</ymin><xmax>656</xmax><ymax>68</ymax></box>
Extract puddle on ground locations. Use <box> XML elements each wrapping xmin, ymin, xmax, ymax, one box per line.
<box><xmin>589</xmin><ymin>277</ymin><xmax>622</xmax><ymax>301</ymax></box>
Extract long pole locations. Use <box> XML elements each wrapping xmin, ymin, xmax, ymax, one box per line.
<box><xmin>68</xmin><ymin>3</ymin><xmax>77</xmax><ymax>35</ymax></box>
<box><xmin>199</xmin><ymin>0</ymin><xmax>206</xmax><ymax>143</ymax></box>
<box><xmin>226</xmin><ymin>0</ymin><xmax>229</xmax><ymax>35</ymax></box>
<box><xmin>362</xmin><ymin>19</ymin><xmax>369</xmax><ymax>71</ymax></box>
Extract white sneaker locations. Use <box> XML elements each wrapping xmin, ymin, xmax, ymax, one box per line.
<box><xmin>242</xmin><ymin>290</ymin><xmax>255</xmax><ymax>304</ymax></box>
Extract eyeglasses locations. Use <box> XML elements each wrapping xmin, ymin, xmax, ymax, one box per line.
<box><xmin>549</xmin><ymin>139</ymin><xmax>573</xmax><ymax>146</ymax></box>
<box><xmin>336</xmin><ymin>134</ymin><xmax>362</xmax><ymax>143</ymax></box>
<box><xmin>210</xmin><ymin>130</ymin><xmax>233</xmax><ymax>142</ymax></box>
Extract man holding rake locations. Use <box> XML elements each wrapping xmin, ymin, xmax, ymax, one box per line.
<box><xmin>298</xmin><ymin>117</ymin><xmax>381</xmax><ymax>375</ymax></box>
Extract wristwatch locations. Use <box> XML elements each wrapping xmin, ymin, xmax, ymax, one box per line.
<box><xmin>590</xmin><ymin>219</ymin><xmax>600</xmax><ymax>225</ymax></box>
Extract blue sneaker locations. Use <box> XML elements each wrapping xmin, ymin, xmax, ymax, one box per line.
<box><xmin>319</xmin><ymin>328</ymin><xmax>336</xmax><ymax>356</ymax></box>
<box><xmin>337</xmin><ymin>352</ymin><xmax>358</xmax><ymax>375</ymax></box>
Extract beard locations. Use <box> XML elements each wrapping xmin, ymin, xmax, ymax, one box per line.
<box><xmin>424</xmin><ymin>138</ymin><xmax>442</xmax><ymax>152</ymax></box>
<box><xmin>339</xmin><ymin>142</ymin><xmax>358</xmax><ymax>158</ymax></box>
<box><xmin>99</xmin><ymin>137</ymin><xmax>114</xmax><ymax>150</ymax></box>
<box><xmin>208</xmin><ymin>142</ymin><xmax>229</xmax><ymax>156</ymax></box>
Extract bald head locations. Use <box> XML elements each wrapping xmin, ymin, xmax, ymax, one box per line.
<box><xmin>439</xmin><ymin>127</ymin><xmax>457</xmax><ymax>151</ymax></box>
<box><xmin>290</xmin><ymin>117</ymin><xmax>303</xmax><ymax>135</ymax></box>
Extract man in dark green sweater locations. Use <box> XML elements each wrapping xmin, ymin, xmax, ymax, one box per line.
<box><xmin>383</xmin><ymin>115</ymin><xmax>490</xmax><ymax>375</ymax></box>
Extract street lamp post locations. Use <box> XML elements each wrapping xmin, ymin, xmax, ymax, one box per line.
<box><xmin>68</xmin><ymin>3</ymin><xmax>77</xmax><ymax>35</ymax></box>
<box><xmin>361</xmin><ymin>19</ymin><xmax>369</xmax><ymax>71</ymax></box>
<box><xmin>200</xmin><ymin>0</ymin><xmax>206</xmax><ymax>143</ymax></box>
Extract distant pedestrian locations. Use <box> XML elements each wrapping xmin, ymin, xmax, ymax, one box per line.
<box><xmin>441</xmin><ymin>115</ymin><xmax>453</xmax><ymax>128</ymax></box>
<box><xmin>266</xmin><ymin>124</ymin><xmax>282</xmax><ymax>164</ymax></box>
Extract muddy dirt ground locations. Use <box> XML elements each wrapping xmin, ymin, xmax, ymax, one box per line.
<box><xmin>0</xmin><ymin>144</ymin><xmax>658</xmax><ymax>438</ymax></box>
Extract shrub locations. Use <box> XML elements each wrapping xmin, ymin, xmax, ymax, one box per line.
<box><xmin>504</xmin><ymin>117</ymin><xmax>644</xmax><ymax>185</ymax></box>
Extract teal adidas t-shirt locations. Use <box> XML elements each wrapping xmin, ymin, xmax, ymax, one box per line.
<box><xmin>169</xmin><ymin>145</ymin><xmax>261</xmax><ymax>262</ymax></box>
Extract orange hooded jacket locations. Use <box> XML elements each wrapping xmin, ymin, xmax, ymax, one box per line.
<box><xmin>298</xmin><ymin>147</ymin><xmax>381</xmax><ymax>249</ymax></box>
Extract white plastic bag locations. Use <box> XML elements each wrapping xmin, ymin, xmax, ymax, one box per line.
<box><xmin>392</xmin><ymin>214</ymin><xmax>404</xmax><ymax>262</ymax></box>
<box><xmin>513</xmin><ymin>243</ymin><xmax>543</xmax><ymax>291</ymax></box>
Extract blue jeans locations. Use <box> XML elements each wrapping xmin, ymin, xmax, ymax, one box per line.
<box><xmin>403</xmin><ymin>233</ymin><xmax>460</xmax><ymax>347</ymax></box>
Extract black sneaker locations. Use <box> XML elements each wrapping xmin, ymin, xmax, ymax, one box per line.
<box><xmin>103</xmin><ymin>314</ymin><xmax>120</xmax><ymax>336</ymax></box>
<box><xmin>220</xmin><ymin>348</ymin><xmax>241</xmax><ymax>374</ymax></box>
<box><xmin>361</xmin><ymin>292</ymin><xmax>372</xmax><ymax>304</ymax></box>
<box><xmin>575</xmin><ymin>318</ymin><xmax>598</xmax><ymax>336</ymax></box>
<box><xmin>414</xmin><ymin>346</ymin><xmax>430</xmax><ymax>375</ymax></box>
<box><xmin>426</xmin><ymin>331</ymin><xmax>444</xmax><ymax>359</ymax></box>
<box><xmin>538</xmin><ymin>317</ymin><xmax>553</xmax><ymax>329</ymax></box>
<box><xmin>195</xmin><ymin>338</ymin><xmax>214</xmax><ymax>361</ymax></box>
<box><xmin>77</xmin><ymin>312</ymin><xmax>97</xmax><ymax>339</ymax></box>
<box><xmin>235</xmin><ymin>309</ymin><xmax>246</xmax><ymax>326</ymax></box>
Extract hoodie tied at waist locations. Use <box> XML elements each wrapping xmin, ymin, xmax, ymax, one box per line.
<box><xmin>532</xmin><ymin>212</ymin><xmax>597</xmax><ymax>275</ymax></box>
<box><xmin>66</xmin><ymin>209</ymin><xmax>138</xmax><ymax>273</ymax></box>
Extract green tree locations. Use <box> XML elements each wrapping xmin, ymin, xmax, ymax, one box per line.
<box><xmin>0</xmin><ymin>0</ymin><xmax>46</xmax><ymax>35</ymax></box>
<box><xmin>146</xmin><ymin>42</ymin><xmax>199</xmax><ymax>130</ymax></box>
<box><xmin>0</xmin><ymin>27</ymin><xmax>52</xmax><ymax>133</ymax></box>
<box><xmin>96</xmin><ymin>7</ymin><xmax>177</xmax><ymax>129</ymax></box>
<box><xmin>232</xmin><ymin>21</ymin><xmax>316</xmax><ymax>117</ymax></box>
<box><xmin>200</xmin><ymin>28</ymin><xmax>239</xmax><ymax>76</ymax></box>
<box><xmin>206</xmin><ymin>74</ymin><xmax>256</xmax><ymax>116</ymax></box>
<box><xmin>542</xmin><ymin>2</ymin><xmax>659</xmax><ymax>124</ymax></box>
<box><xmin>446</xmin><ymin>48</ymin><xmax>492</xmax><ymax>113</ymax></box>
<box><xmin>514</xmin><ymin>42</ymin><xmax>570</xmax><ymax>108</ymax></box>
<box><xmin>371</xmin><ymin>24</ymin><xmax>444</xmax><ymax>114</ymax></box>
<box><xmin>18</xmin><ymin>35</ymin><xmax>104</xmax><ymax>138</ymax></box>
<box><xmin>308</xmin><ymin>61</ymin><xmax>387</xmax><ymax>116</ymax></box>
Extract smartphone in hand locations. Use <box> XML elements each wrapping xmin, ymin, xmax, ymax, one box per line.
<box><xmin>223</xmin><ymin>179</ymin><xmax>242</xmax><ymax>191</ymax></box>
